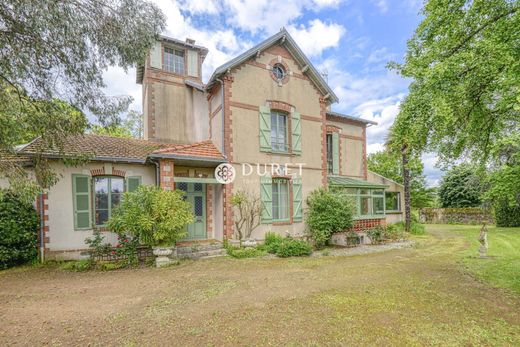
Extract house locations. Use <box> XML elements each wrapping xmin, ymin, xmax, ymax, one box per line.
<box><xmin>6</xmin><ymin>29</ymin><xmax>404</xmax><ymax>260</ymax></box>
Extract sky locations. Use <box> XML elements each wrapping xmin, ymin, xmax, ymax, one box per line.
<box><xmin>102</xmin><ymin>0</ymin><xmax>443</xmax><ymax>186</ymax></box>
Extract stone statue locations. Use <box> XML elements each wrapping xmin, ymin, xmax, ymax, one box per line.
<box><xmin>478</xmin><ymin>223</ymin><xmax>488</xmax><ymax>258</ymax></box>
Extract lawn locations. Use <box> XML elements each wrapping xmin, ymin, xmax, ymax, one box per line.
<box><xmin>1</xmin><ymin>225</ymin><xmax>520</xmax><ymax>346</ymax></box>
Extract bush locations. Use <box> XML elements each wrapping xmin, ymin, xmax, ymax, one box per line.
<box><xmin>367</xmin><ymin>226</ymin><xmax>384</xmax><ymax>244</ymax></box>
<box><xmin>108</xmin><ymin>185</ymin><xmax>194</xmax><ymax>247</ymax></box>
<box><xmin>306</xmin><ymin>189</ymin><xmax>354</xmax><ymax>248</ymax></box>
<box><xmin>60</xmin><ymin>260</ymin><xmax>91</xmax><ymax>272</ymax></box>
<box><xmin>0</xmin><ymin>191</ymin><xmax>39</xmax><ymax>269</ymax></box>
<box><xmin>227</xmin><ymin>247</ymin><xmax>267</xmax><ymax>259</ymax></box>
<box><xmin>494</xmin><ymin>201</ymin><xmax>520</xmax><ymax>227</ymax></box>
<box><xmin>393</xmin><ymin>221</ymin><xmax>426</xmax><ymax>235</ymax></box>
<box><xmin>263</xmin><ymin>232</ymin><xmax>284</xmax><ymax>254</ymax></box>
<box><xmin>276</xmin><ymin>239</ymin><xmax>312</xmax><ymax>257</ymax></box>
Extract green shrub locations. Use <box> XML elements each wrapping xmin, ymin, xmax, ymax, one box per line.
<box><xmin>60</xmin><ymin>260</ymin><xmax>92</xmax><ymax>272</ymax></box>
<box><xmin>263</xmin><ymin>232</ymin><xmax>284</xmax><ymax>254</ymax></box>
<box><xmin>107</xmin><ymin>185</ymin><xmax>194</xmax><ymax>247</ymax></box>
<box><xmin>384</xmin><ymin>223</ymin><xmax>406</xmax><ymax>240</ymax></box>
<box><xmin>0</xmin><ymin>191</ymin><xmax>39</xmax><ymax>269</ymax></box>
<box><xmin>227</xmin><ymin>247</ymin><xmax>267</xmax><ymax>259</ymax></box>
<box><xmin>276</xmin><ymin>239</ymin><xmax>312</xmax><ymax>258</ymax></box>
<box><xmin>306</xmin><ymin>189</ymin><xmax>354</xmax><ymax>248</ymax></box>
<box><xmin>494</xmin><ymin>201</ymin><xmax>520</xmax><ymax>227</ymax></box>
<box><xmin>367</xmin><ymin>226</ymin><xmax>384</xmax><ymax>244</ymax></box>
<box><xmin>393</xmin><ymin>221</ymin><xmax>426</xmax><ymax>235</ymax></box>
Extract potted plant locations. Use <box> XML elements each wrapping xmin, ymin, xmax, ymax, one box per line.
<box><xmin>108</xmin><ymin>185</ymin><xmax>194</xmax><ymax>267</ymax></box>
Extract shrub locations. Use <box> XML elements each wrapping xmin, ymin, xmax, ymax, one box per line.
<box><xmin>85</xmin><ymin>230</ymin><xmax>112</xmax><ymax>259</ymax></box>
<box><xmin>306</xmin><ymin>189</ymin><xmax>354</xmax><ymax>248</ymax></box>
<box><xmin>0</xmin><ymin>191</ymin><xmax>39</xmax><ymax>269</ymax></box>
<box><xmin>107</xmin><ymin>185</ymin><xmax>194</xmax><ymax>247</ymax></box>
<box><xmin>393</xmin><ymin>221</ymin><xmax>426</xmax><ymax>235</ymax></box>
<box><xmin>384</xmin><ymin>223</ymin><xmax>406</xmax><ymax>241</ymax></box>
<box><xmin>227</xmin><ymin>247</ymin><xmax>267</xmax><ymax>259</ymax></box>
<box><xmin>367</xmin><ymin>226</ymin><xmax>384</xmax><ymax>244</ymax></box>
<box><xmin>60</xmin><ymin>260</ymin><xmax>92</xmax><ymax>272</ymax></box>
<box><xmin>494</xmin><ymin>201</ymin><xmax>520</xmax><ymax>227</ymax></box>
<box><xmin>263</xmin><ymin>232</ymin><xmax>284</xmax><ymax>254</ymax></box>
<box><xmin>276</xmin><ymin>239</ymin><xmax>312</xmax><ymax>257</ymax></box>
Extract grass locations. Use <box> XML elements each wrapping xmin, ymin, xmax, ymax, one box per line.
<box><xmin>1</xmin><ymin>225</ymin><xmax>520</xmax><ymax>345</ymax></box>
<box><xmin>428</xmin><ymin>224</ymin><xmax>520</xmax><ymax>294</ymax></box>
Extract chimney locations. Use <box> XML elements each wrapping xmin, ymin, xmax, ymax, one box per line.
<box><xmin>186</xmin><ymin>38</ymin><xmax>196</xmax><ymax>45</ymax></box>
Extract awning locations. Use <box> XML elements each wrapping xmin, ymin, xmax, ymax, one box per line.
<box><xmin>328</xmin><ymin>176</ymin><xmax>388</xmax><ymax>189</ymax></box>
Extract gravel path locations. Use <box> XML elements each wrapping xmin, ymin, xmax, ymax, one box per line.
<box><xmin>313</xmin><ymin>240</ymin><xmax>414</xmax><ymax>257</ymax></box>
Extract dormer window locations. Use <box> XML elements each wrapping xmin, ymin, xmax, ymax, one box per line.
<box><xmin>164</xmin><ymin>47</ymin><xmax>184</xmax><ymax>75</ymax></box>
<box><xmin>272</xmin><ymin>63</ymin><xmax>286</xmax><ymax>81</ymax></box>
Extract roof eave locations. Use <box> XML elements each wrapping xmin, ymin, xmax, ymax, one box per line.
<box><xmin>149</xmin><ymin>153</ymin><xmax>227</xmax><ymax>163</ymax></box>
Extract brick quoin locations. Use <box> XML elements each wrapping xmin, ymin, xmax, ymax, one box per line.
<box><xmin>159</xmin><ymin>159</ymin><xmax>175</xmax><ymax>190</ymax></box>
<box><xmin>222</xmin><ymin>74</ymin><xmax>235</xmax><ymax>239</ymax></box>
<box><xmin>319</xmin><ymin>97</ymin><xmax>328</xmax><ymax>189</ymax></box>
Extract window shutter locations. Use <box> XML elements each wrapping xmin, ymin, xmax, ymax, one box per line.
<box><xmin>72</xmin><ymin>174</ymin><xmax>91</xmax><ymax>229</ymax></box>
<box><xmin>259</xmin><ymin>106</ymin><xmax>271</xmax><ymax>152</ymax></box>
<box><xmin>332</xmin><ymin>132</ymin><xmax>340</xmax><ymax>175</ymax></box>
<box><xmin>187</xmin><ymin>50</ymin><xmax>198</xmax><ymax>77</ymax></box>
<box><xmin>291</xmin><ymin>111</ymin><xmax>302</xmax><ymax>155</ymax></box>
<box><xmin>292</xmin><ymin>177</ymin><xmax>303</xmax><ymax>222</ymax></box>
<box><xmin>150</xmin><ymin>41</ymin><xmax>162</xmax><ymax>69</ymax></box>
<box><xmin>126</xmin><ymin>176</ymin><xmax>142</xmax><ymax>193</ymax></box>
<box><xmin>260</xmin><ymin>176</ymin><xmax>272</xmax><ymax>223</ymax></box>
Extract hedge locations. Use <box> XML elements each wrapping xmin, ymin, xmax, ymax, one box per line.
<box><xmin>495</xmin><ymin>202</ymin><xmax>520</xmax><ymax>227</ymax></box>
<box><xmin>419</xmin><ymin>207</ymin><xmax>493</xmax><ymax>225</ymax></box>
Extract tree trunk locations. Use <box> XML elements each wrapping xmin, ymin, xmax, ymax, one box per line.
<box><xmin>402</xmin><ymin>145</ymin><xmax>411</xmax><ymax>233</ymax></box>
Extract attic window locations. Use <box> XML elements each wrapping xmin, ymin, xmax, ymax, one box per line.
<box><xmin>272</xmin><ymin>64</ymin><xmax>286</xmax><ymax>81</ymax></box>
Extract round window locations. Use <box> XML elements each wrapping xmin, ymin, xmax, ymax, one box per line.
<box><xmin>272</xmin><ymin>63</ymin><xmax>286</xmax><ymax>81</ymax></box>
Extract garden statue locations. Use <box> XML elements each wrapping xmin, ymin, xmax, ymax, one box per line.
<box><xmin>478</xmin><ymin>223</ymin><xmax>488</xmax><ymax>258</ymax></box>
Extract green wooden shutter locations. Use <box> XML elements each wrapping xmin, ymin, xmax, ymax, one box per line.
<box><xmin>260</xmin><ymin>176</ymin><xmax>273</xmax><ymax>223</ymax></box>
<box><xmin>292</xmin><ymin>177</ymin><xmax>303</xmax><ymax>222</ymax></box>
<box><xmin>72</xmin><ymin>174</ymin><xmax>91</xmax><ymax>229</ymax></box>
<box><xmin>126</xmin><ymin>176</ymin><xmax>142</xmax><ymax>192</ymax></box>
<box><xmin>259</xmin><ymin>106</ymin><xmax>271</xmax><ymax>152</ymax></box>
<box><xmin>291</xmin><ymin>111</ymin><xmax>302</xmax><ymax>155</ymax></box>
<box><xmin>332</xmin><ymin>132</ymin><xmax>340</xmax><ymax>175</ymax></box>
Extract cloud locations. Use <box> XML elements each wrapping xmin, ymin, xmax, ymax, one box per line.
<box><xmin>366</xmin><ymin>47</ymin><xmax>396</xmax><ymax>65</ymax></box>
<box><xmin>371</xmin><ymin>0</ymin><xmax>388</xmax><ymax>13</ymax></box>
<box><xmin>287</xmin><ymin>19</ymin><xmax>345</xmax><ymax>57</ymax></box>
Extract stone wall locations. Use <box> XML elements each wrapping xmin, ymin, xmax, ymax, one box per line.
<box><xmin>419</xmin><ymin>208</ymin><xmax>493</xmax><ymax>225</ymax></box>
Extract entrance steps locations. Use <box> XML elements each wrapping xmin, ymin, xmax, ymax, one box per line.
<box><xmin>176</xmin><ymin>241</ymin><xmax>227</xmax><ymax>260</ymax></box>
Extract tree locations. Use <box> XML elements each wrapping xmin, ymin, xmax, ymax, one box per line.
<box><xmin>368</xmin><ymin>150</ymin><xmax>436</xmax><ymax>209</ymax></box>
<box><xmin>107</xmin><ymin>186</ymin><xmax>194</xmax><ymax>247</ymax></box>
<box><xmin>438</xmin><ymin>164</ymin><xmax>484</xmax><ymax>208</ymax></box>
<box><xmin>0</xmin><ymin>0</ymin><xmax>165</xmax><ymax>192</ymax></box>
<box><xmin>231</xmin><ymin>190</ymin><xmax>263</xmax><ymax>241</ymax></box>
<box><xmin>389</xmin><ymin>0</ymin><xmax>519</xmax><ymax>166</ymax></box>
<box><xmin>89</xmin><ymin>110</ymin><xmax>144</xmax><ymax>139</ymax></box>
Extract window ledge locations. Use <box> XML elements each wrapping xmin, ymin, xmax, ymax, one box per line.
<box><xmin>385</xmin><ymin>211</ymin><xmax>402</xmax><ymax>214</ymax></box>
<box><xmin>273</xmin><ymin>221</ymin><xmax>292</xmax><ymax>226</ymax></box>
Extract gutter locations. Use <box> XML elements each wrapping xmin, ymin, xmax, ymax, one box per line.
<box><xmin>216</xmin><ymin>78</ymin><xmax>226</xmax><ymax>157</ymax></box>
<box><xmin>149</xmin><ymin>154</ymin><xmax>226</xmax><ymax>163</ymax></box>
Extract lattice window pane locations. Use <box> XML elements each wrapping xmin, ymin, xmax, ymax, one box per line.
<box><xmin>177</xmin><ymin>182</ymin><xmax>188</xmax><ymax>191</ymax></box>
<box><xmin>194</xmin><ymin>183</ymin><xmax>203</xmax><ymax>192</ymax></box>
<box><xmin>194</xmin><ymin>196</ymin><xmax>203</xmax><ymax>217</ymax></box>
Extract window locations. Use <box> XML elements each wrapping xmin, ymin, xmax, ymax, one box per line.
<box><xmin>164</xmin><ymin>47</ymin><xmax>184</xmax><ymax>75</ymax></box>
<box><xmin>326</xmin><ymin>134</ymin><xmax>333</xmax><ymax>174</ymax></box>
<box><xmin>272</xmin><ymin>178</ymin><xmax>289</xmax><ymax>222</ymax></box>
<box><xmin>339</xmin><ymin>188</ymin><xmax>386</xmax><ymax>218</ymax></box>
<box><xmin>272</xmin><ymin>63</ymin><xmax>286</xmax><ymax>81</ymax></box>
<box><xmin>385</xmin><ymin>192</ymin><xmax>401</xmax><ymax>212</ymax></box>
<box><xmin>271</xmin><ymin>111</ymin><xmax>288</xmax><ymax>152</ymax></box>
<box><xmin>94</xmin><ymin>177</ymin><xmax>124</xmax><ymax>226</ymax></box>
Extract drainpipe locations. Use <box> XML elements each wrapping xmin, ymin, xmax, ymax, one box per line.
<box><xmin>216</xmin><ymin>77</ymin><xmax>225</xmax><ymax>156</ymax></box>
<box><xmin>152</xmin><ymin>159</ymin><xmax>160</xmax><ymax>186</ymax></box>
<box><xmin>39</xmin><ymin>193</ymin><xmax>45</xmax><ymax>263</ymax></box>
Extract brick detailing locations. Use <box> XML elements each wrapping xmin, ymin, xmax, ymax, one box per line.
<box><xmin>326</xmin><ymin>125</ymin><xmax>341</xmax><ymax>133</ymax></box>
<box><xmin>319</xmin><ymin>97</ymin><xmax>328</xmax><ymax>189</ymax></box>
<box><xmin>90</xmin><ymin>167</ymin><xmax>126</xmax><ymax>177</ymax></box>
<box><xmin>267</xmin><ymin>57</ymin><xmax>290</xmax><ymax>85</ymax></box>
<box><xmin>159</xmin><ymin>159</ymin><xmax>175</xmax><ymax>190</ymax></box>
<box><xmin>37</xmin><ymin>193</ymin><xmax>50</xmax><ymax>253</ymax></box>
<box><xmin>206</xmin><ymin>184</ymin><xmax>213</xmax><ymax>239</ymax></box>
<box><xmin>351</xmin><ymin>218</ymin><xmax>384</xmax><ymax>233</ymax></box>
<box><xmin>267</xmin><ymin>100</ymin><xmax>294</xmax><ymax>113</ymax></box>
<box><xmin>222</xmin><ymin>75</ymin><xmax>235</xmax><ymax>238</ymax></box>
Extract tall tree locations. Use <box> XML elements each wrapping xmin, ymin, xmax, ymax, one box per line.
<box><xmin>368</xmin><ymin>150</ymin><xmax>436</xmax><ymax>209</ymax></box>
<box><xmin>390</xmin><ymin>0</ymin><xmax>519</xmax><ymax>165</ymax></box>
<box><xmin>90</xmin><ymin>110</ymin><xmax>143</xmax><ymax>139</ymax></box>
<box><xmin>438</xmin><ymin>164</ymin><xmax>484</xmax><ymax>208</ymax></box>
<box><xmin>0</xmin><ymin>0</ymin><xmax>165</xmax><ymax>192</ymax></box>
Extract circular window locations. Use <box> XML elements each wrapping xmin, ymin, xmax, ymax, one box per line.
<box><xmin>272</xmin><ymin>63</ymin><xmax>286</xmax><ymax>81</ymax></box>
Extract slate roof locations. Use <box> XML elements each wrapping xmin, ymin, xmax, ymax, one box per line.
<box><xmin>17</xmin><ymin>134</ymin><xmax>225</xmax><ymax>164</ymax></box>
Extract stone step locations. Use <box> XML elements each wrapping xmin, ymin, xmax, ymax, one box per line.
<box><xmin>177</xmin><ymin>248</ymin><xmax>227</xmax><ymax>260</ymax></box>
<box><xmin>177</xmin><ymin>242</ymin><xmax>224</xmax><ymax>254</ymax></box>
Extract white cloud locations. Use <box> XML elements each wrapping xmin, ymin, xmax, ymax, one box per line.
<box><xmin>178</xmin><ymin>0</ymin><xmax>219</xmax><ymax>14</ymax></box>
<box><xmin>287</xmin><ymin>19</ymin><xmax>345</xmax><ymax>57</ymax></box>
<box><xmin>371</xmin><ymin>0</ymin><xmax>388</xmax><ymax>13</ymax></box>
<box><xmin>366</xmin><ymin>47</ymin><xmax>395</xmax><ymax>65</ymax></box>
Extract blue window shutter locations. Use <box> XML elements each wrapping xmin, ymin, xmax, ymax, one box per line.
<box><xmin>259</xmin><ymin>106</ymin><xmax>271</xmax><ymax>152</ymax></box>
<box><xmin>260</xmin><ymin>176</ymin><xmax>272</xmax><ymax>223</ymax></box>
<box><xmin>72</xmin><ymin>174</ymin><xmax>91</xmax><ymax>229</ymax></box>
<box><xmin>292</xmin><ymin>177</ymin><xmax>303</xmax><ymax>222</ymax></box>
<box><xmin>332</xmin><ymin>132</ymin><xmax>340</xmax><ymax>175</ymax></box>
<box><xmin>291</xmin><ymin>111</ymin><xmax>301</xmax><ymax>155</ymax></box>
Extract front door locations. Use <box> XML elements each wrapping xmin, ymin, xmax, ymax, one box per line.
<box><xmin>177</xmin><ymin>182</ymin><xmax>206</xmax><ymax>240</ymax></box>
